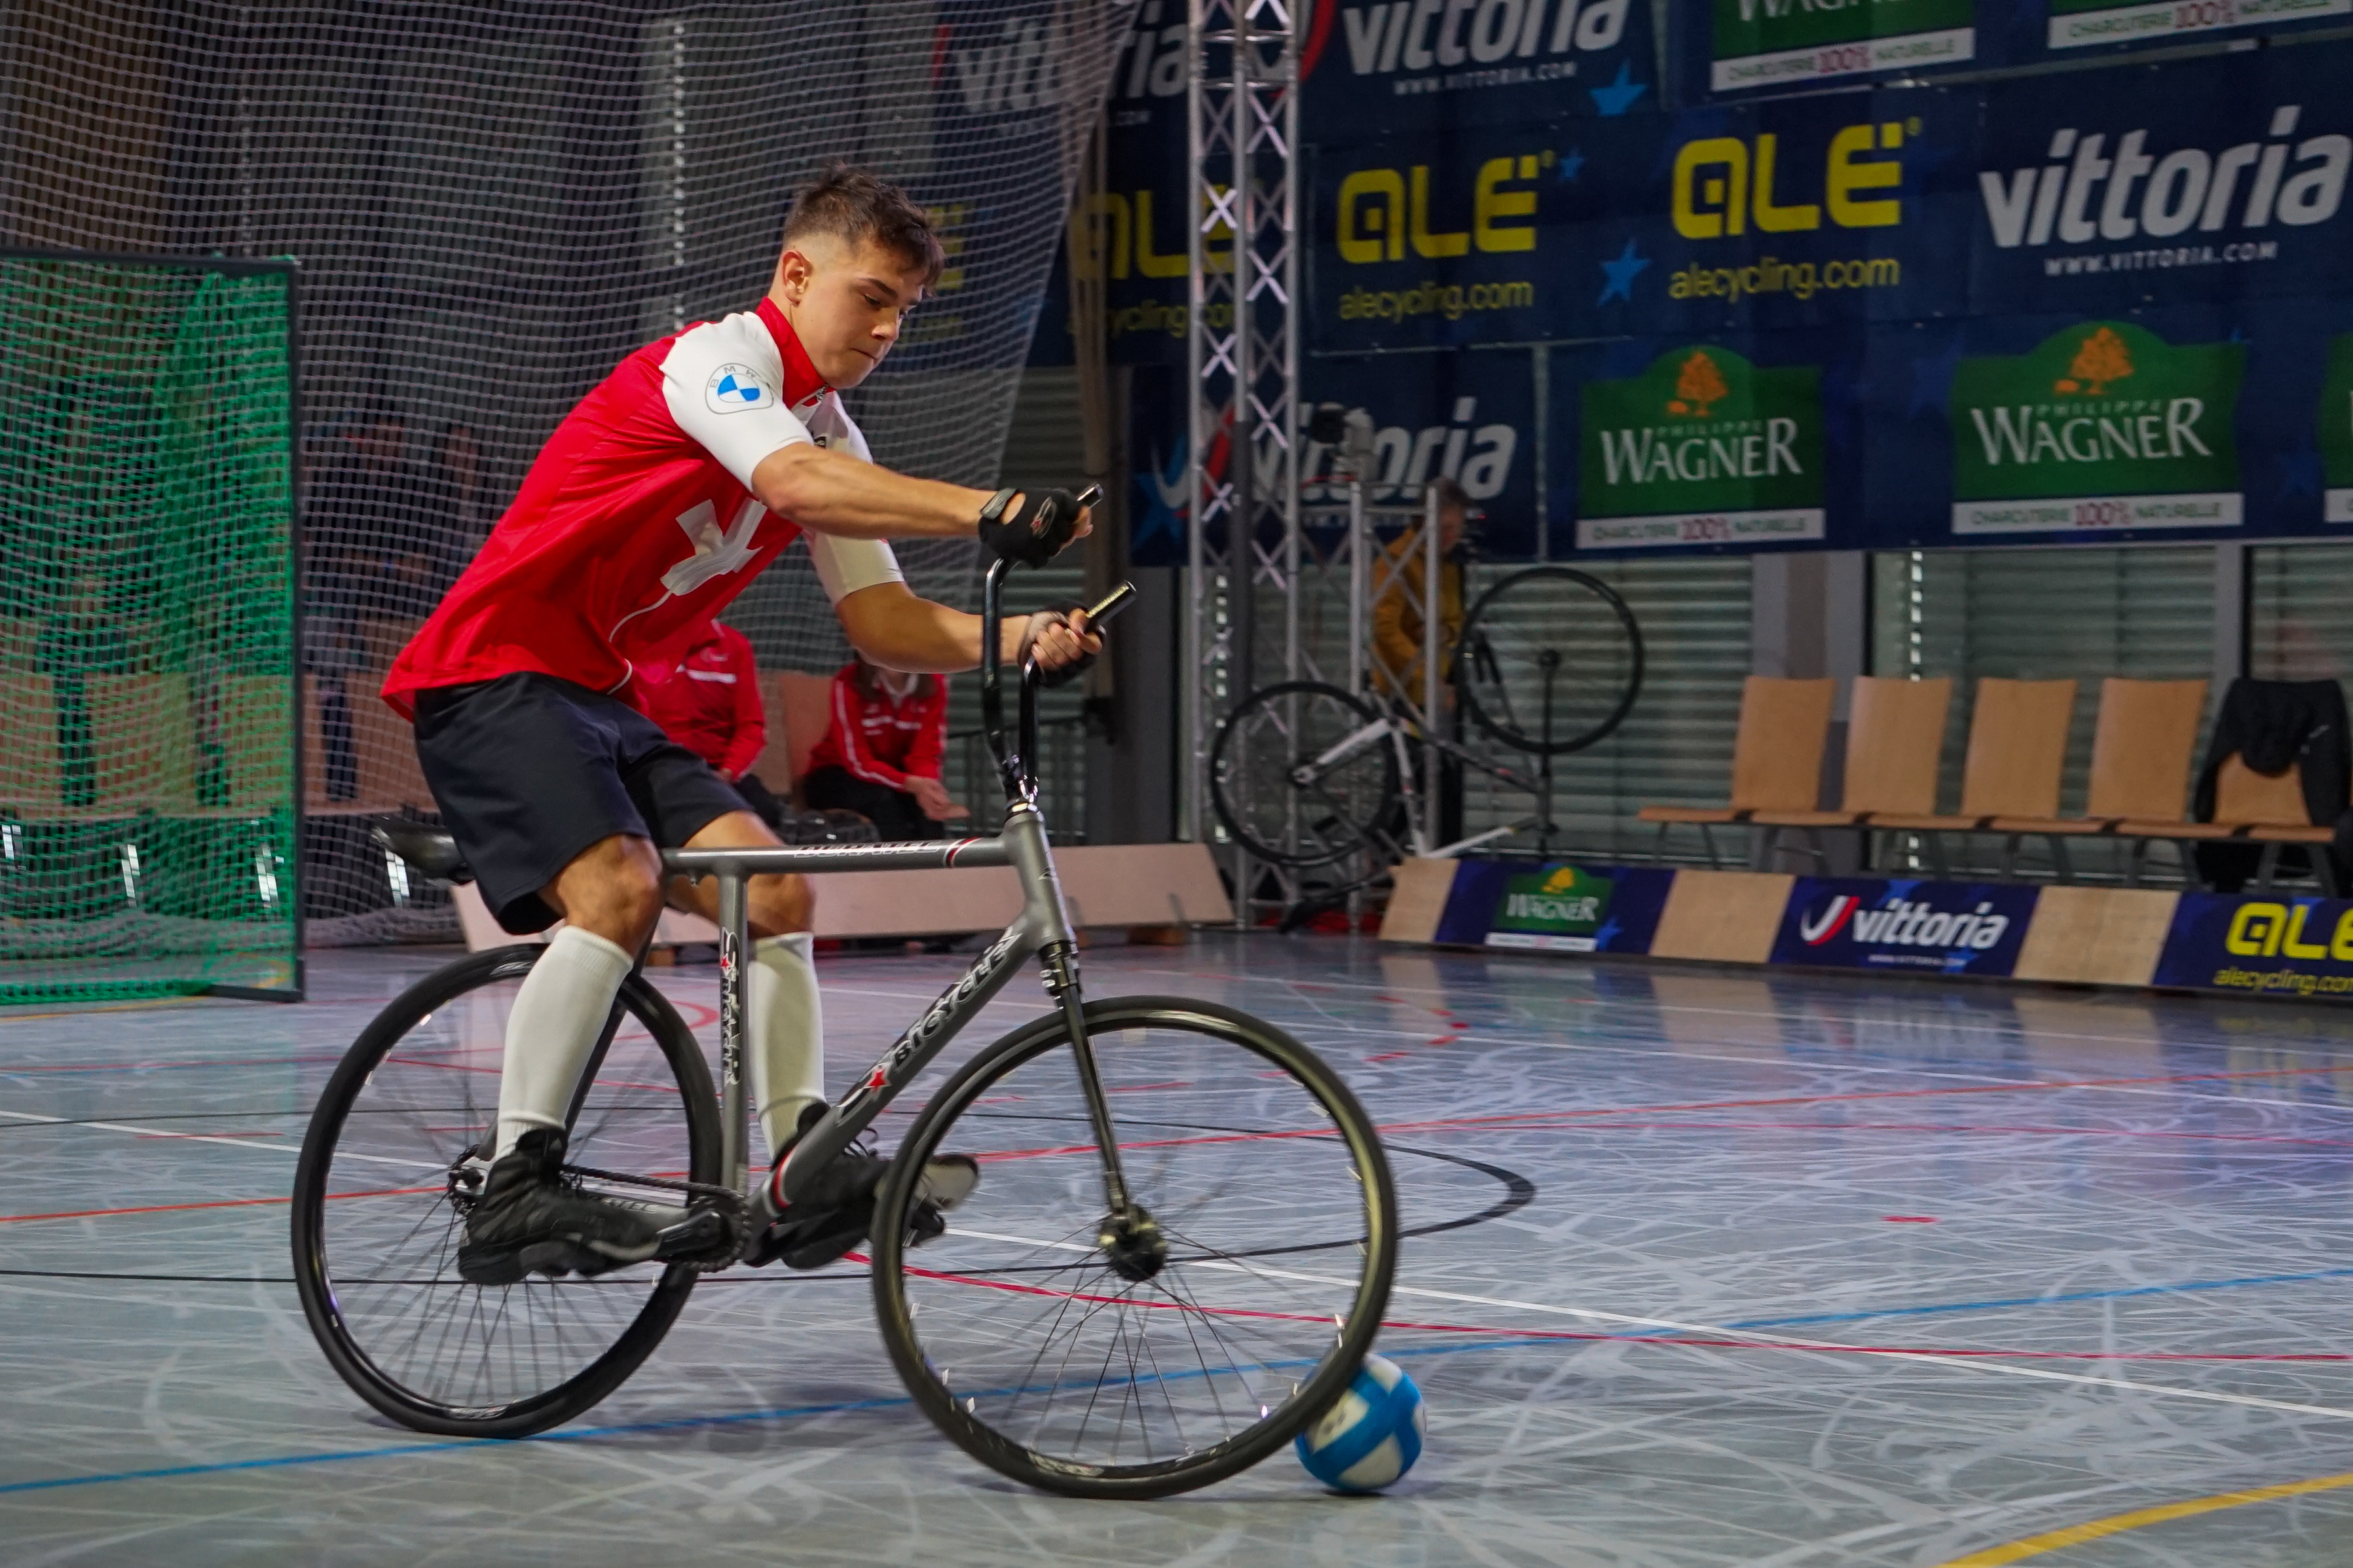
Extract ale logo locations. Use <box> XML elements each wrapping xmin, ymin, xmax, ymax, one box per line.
<box><xmin>1948</xmin><ymin>321</ymin><xmax>2244</xmax><ymax>536</ymax></box>
<box><xmin>2323</xmin><ymin>335</ymin><xmax>2353</xmax><ymax>526</ymax></box>
<box><xmin>1576</xmin><ymin>344</ymin><xmax>1827</xmax><ymax>551</ymax></box>
<box><xmin>1489</xmin><ymin>864</ymin><xmax>1614</xmax><ymax>951</ymax></box>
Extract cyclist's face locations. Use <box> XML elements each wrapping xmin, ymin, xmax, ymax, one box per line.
<box><xmin>772</xmin><ymin>234</ymin><xmax>929</xmax><ymax>390</ymax></box>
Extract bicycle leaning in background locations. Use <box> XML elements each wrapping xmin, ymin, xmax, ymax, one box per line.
<box><xmin>290</xmin><ymin>555</ymin><xmax>1399</xmax><ymax>1500</ymax></box>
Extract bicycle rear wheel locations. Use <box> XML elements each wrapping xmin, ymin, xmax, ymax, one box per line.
<box><xmin>1209</xmin><ymin>680</ymin><xmax>1403</xmax><ymax>869</ymax></box>
<box><xmin>290</xmin><ymin>945</ymin><xmax>720</xmax><ymax>1438</ymax></box>
<box><xmin>870</xmin><ymin>996</ymin><xmax>1398</xmax><ymax>1499</ymax></box>
<box><xmin>1458</xmin><ymin>565</ymin><xmax>1644</xmax><ymax>756</ymax></box>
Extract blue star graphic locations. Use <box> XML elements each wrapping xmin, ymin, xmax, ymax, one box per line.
<box><xmin>1557</xmin><ymin>147</ymin><xmax>1585</xmax><ymax>183</ymax></box>
<box><xmin>2279</xmin><ymin>441</ymin><xmax>2323</xmax><ymax>501</ymax></box>
<box><xmin>1593</xmin><ymin>915</ymin><xmax>1623</xmax><ymax>949</ymax></box>
<box><xmin>1596</xmin><ymin>239</ymin><xmax>1650</xmax><ymax>306</ymax></box>
<box><xmin>1589</xmin><ymin>63</ymin><xmax>1648</xmax><ymax>116</ymax></box>
<box><xmin>1908</xmin><ymin>337</ymin><xmax>1965</xmax><ymax>419</ymax></box>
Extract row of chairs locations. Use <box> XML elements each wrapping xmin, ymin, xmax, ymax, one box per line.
<box><xmin>1639</xmin><ymin>675</ymin><xmax>2340</xmax><ymax>892</ymax></box>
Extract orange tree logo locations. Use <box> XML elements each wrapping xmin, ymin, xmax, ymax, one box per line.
<box><xmin>2055</xmin><ymin>325</ymin><xmax>2133</xmax><ymax>396</ymax></box>
<box><xmin>1667</xmin><ymin>350</ymin><xmax>1730</xmax><ymax>417</ymax></box>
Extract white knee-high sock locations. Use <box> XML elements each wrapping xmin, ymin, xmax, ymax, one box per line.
<box><xmin>749</xmin><ymin>932</ymin><xmax>824</xmax><ymax>1159</ymax></box>
<box><xmin>494</xmin><ymin>927</ymin><xmax>636</xmax><ymax>1159</ymax></box>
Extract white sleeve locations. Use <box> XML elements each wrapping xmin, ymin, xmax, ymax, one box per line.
<box><xmin>659</xmin><ymin>319</ymin><xmax>813</xmax><ymax>490</ymax></box>
<box><xmin>809</xmin><ymin>533</ymin><xmax>906</xmax><ymax>604</ymax></box>
<box><xmin>802</xmin><ymin>395</ymin><xmax>904</xmax><ymax>603</ymax></box>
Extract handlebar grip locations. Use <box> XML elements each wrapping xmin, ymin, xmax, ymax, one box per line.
<box><xmin>1083</xmin><ymin>580</ymin><xmax>1138</xmax><ymax>630</ymax></box>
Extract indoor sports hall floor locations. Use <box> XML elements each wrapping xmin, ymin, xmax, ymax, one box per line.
<box><xmin>5</xmin><ymin>934</ymin><xmax>2353</xmax><ymax>1565</ymax></box>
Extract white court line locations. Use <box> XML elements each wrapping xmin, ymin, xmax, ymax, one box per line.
<box><xmin>947</xmin><ymin>1227</ymin><xmax>2353</xmax><ymax>1425</ymax></box>
<box><xmin>0</xmin><ymin>1108</ymin><xmax>432</xmax><ymax>1170</ymax></box>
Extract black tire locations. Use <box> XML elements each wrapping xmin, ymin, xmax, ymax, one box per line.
<box><xmin>290</xmin><ymin>945</ymin><xmax>720</xmax><ymax>1438</ymax></box>
<box><xmin>1457</xmin><ymin>565</ymin><xmax>1644</xmax><ymax>756</ymax></box>
<box><xmin>1209</xmin><ymin>680</ymin><xmax>1404</xmax><ymax>869</ymax></box>
<box><xmin>870</xmin><ymin>997</ymin><xmax>1398</xmax><ymax>1499</ymax></box>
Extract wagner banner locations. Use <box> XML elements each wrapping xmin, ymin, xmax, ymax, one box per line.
<box><xmin>2325</xmin><ymin>335</ymin><xmax>2353</xmax><ymax>526</ymax></box>
<box><xmin>1944</xmin><ymin>318</ymin><xmax>2244</xmax><ymax>536</ymax></box>
<box><xmin>1697</xmin><ymin>0</ymin><xmax>1982</xmax><ymax>97</ymax></box>
<box><xmin>2153</xmin><ymin>893</ymin><xmax>2353</xmax><ymax>997</ymax></box>
<box><xmin>1431</xmin><ymin>859</ymin><xmax>1675</xmax><ymax>951</ymax></box>
<box><xmin>1571</xmin><ymin>338</ymin><xmax>1833</xmax><ymax>550</ymax></box>
<box><xmin>1771</xmin><ymin>877</ymin><xmax>2040</xmax><ymax>974</ymax></box>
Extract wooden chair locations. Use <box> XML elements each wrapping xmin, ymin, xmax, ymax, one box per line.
<box><xmin>1749</xmin><ymin>675</ymin><xmax>1952</xmax><ymax>866</ymax></box>
<box><xmin>1868</xmin><ymin>677</ymin><xmax>2075</xmax><ymax>877</ymax></box>
<box><xmin>2115</xmin><ymin>755</ymin><xmax>2343</xmax><ymax>894</ymax></box>
<box><xmin>1987</xmin><ymin>676</ymin><xmax>2208</xmax><ymax>883</ymax></box>
<box><xmin>0</xmin><ymin>672</ymin><xmax>62</xmax><ymax>816</ymax></box>
<box><xmin>1637</xmin><ymin>676</ymin><xmax>1833</xmax><ymax>866</ymax></box>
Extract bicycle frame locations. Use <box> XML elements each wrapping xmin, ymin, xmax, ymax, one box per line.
<box><xmin>661</xmin><ymin>558</ymin><xmax>1134</xmax><ymax>1244</ymax></box>
<box><xmin>1296</xmin><ymin>691</ymin><xmax>1553</xmax><ymax>860</ymax></box>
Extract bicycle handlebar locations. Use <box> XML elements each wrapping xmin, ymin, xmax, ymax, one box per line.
<box><xmin>976</xmin><ymin>484</ymin><xmax>1135</xmax><ymax>805</ymax></box>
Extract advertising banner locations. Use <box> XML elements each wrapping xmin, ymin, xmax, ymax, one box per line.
<box><xmin>2152</xmin><ymin>893</ymin><xmax>2353</xmax><ymax>997</ymax></box>
<box><xmin>1946</xmin><ymin>318</ymin><xmax>2244</xmax><ymax>536</ymax></box>
<box><xmin>1771</xmin><ymin>877</ymin><xmax>2040</xmax><ymax>974</ymax></box>
<box><xmin>1432</xmin><ymin>859</ymin><xmax>1676</xmax><ymax>951</ymax></box>
<box><xmin>1301</xmin><ymin>0</ymin><xmax>1658</xmax><ymax>140</ymax></box>
<box><xmin>1704</xmin><ymin>0</ymin><xmax>1980</xmax><ymax>96</ymax></box>
<box><xmin>1307</xmin><ymin>84</ymin><xmax>1974</xmax><ymax>350</ymax></box>
<box><xmin>2041</xmin><ymin>0</ymin><xmax>2349</xmax><ymax>56</ymax></box>
<box><xmin>1574</xmin><ymin>340</ymin><xmax>1828</xmax><ymax>549</ymax></box>
<box><xmin>1963</xmin><ymin>49</ymin><xmax>2353</xmax><ymax>319</ymax></box>
<box><xmin>2325</xmin><ymin>335</ymin><xmax>2353</xmax><ymax>526</ymax></box>
<box><xmin>1303</xmin><ymin>350</ymin><xmax>1542</xmax><ymax>558</ymax></box>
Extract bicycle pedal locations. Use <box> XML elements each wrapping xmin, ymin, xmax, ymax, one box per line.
<box><xmin>651</xmin><ymin>1208</ymin><xmax>733</xmax><ymax>1264</ymax></box>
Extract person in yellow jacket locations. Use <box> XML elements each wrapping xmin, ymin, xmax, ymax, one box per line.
<box><xmin>1371</xmin><ymin>477</ymin><xmax>1471</xmax><ymax>704</ymax></box>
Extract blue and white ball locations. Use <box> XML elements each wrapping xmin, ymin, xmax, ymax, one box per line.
<box><xmin>1294</xmin><ymin>1353</ymin><xmax>1425</xmax><ymax>1492</ymax></box>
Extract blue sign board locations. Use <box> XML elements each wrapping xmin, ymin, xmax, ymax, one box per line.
<box><xmin>1432</xmin><ymin>860</ymin><xmax>1676</xmax><ymax>951</ymax></box>
<box><xmin>1770</xmin><ymin>877</ymin><xmax>2040</xmax><ymax>974</ymax></box>
<box><xmin>2153</xmin><ymin>893</ymin><xmax>2353</xmax><ymax>996</ymax></box>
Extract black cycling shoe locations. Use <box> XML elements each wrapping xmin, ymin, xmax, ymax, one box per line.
<box><xmin>456</xmin><ymin>1127</ymin><xmax>663</xmax><ymax>1286</ymax></box>
<box><xmin>750</xmin><ymin>1108</ymin><xmax>981</xmax><ymax>1270</ymax></box>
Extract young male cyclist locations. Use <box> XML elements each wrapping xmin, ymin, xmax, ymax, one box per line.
<box><xmin>382</xmin><ymin>166</ymin><xmax>1097</xmax><ymax>1284</ymax></box>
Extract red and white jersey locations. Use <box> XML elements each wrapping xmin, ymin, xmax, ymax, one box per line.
<box><xmin>383</xmin><ymin>297</ymin><xmax>902</xmax><ymax>717</ymax></box>
<box><xmin>633</xmin><ymin>619</ymin><xmax>766</xmax><ymax>778</ymax></box>
<box><xmin>804</xmin><ymin>666</ymin><xmax>948</xmax><ymax>792</ymax></box>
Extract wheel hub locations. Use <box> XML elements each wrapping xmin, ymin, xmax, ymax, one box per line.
<box><xmin>1097</xmin><ymin>1205</ymin><xmax>1167</xmax><ymax>1283</ymax></box>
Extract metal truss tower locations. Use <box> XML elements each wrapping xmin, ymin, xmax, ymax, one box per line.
<box><xmin>1181</xmin><ymin>0</ymin><xmax>1301</xmax><ymax>875</ymax></box>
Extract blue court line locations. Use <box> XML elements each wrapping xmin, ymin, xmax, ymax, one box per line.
<box><xmin>1720</xmin><ymin>1266</ymin><xmax>2353</xmax><ymax>1332</ymax></box>
<box><xmin>0</xmin><ymin>1338</ymin><xmax>1550</xmax><ymax>1499</ymax></box>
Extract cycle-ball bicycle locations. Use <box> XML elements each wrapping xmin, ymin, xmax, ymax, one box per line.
<box><xmin>290</xmin><ymin>557</ymin><xmax>1398</xmax><ymax>1499</ymax></box>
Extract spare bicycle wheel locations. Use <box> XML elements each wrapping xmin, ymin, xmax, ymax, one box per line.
<box><xmin>1456</xmin><ymin>565</ymin><xmax>1643</xmax><ymax>756</ymax></box>
<box><xmin>1208</xmin><ymin>679</ymin><xmax>1403</xmax><ymax>869</ymax></box>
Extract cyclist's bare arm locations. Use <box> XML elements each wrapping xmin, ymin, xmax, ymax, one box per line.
<box><xmin>834</xmin><ymin>580</ymin><xmax>1094</xmax><ymax>675</ymax></box>
<box><xmin>754</xmin><ymin>445</ymin><xmax>1092</xmax><ymax>547</ymax></box>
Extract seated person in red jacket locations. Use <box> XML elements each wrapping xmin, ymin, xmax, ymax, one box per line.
<box><xmin>802</xmin><ymin>653</ymin><xmax>965</xmax><ymax>839</ymax></box>
<box><xmin>632</xmin><ymin>615</ymin><xmax>800</xmax><ymax>828</ymax></box>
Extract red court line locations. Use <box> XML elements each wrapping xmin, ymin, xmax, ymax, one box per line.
<box><xmin>1555</xmin><ymin>1118</ymin><xmax>2353</xmax><ymax>1150</ymax></box>
<box><xmin>0</xmin><ymin>1184</ymin><xmax>437</xmax><ymax>1226</ymax></box>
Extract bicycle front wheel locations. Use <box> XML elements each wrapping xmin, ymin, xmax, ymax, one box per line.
<box><xmin>870</xmin><ymin>996</ymin><xmax>1398</xmax><ymax>1499</ymax></box>
<box><xmin>1209</xmin><ymin>680</ymin><xmax>1403</xmax><ymax>869</ymax></box>
<box><xmin>1458</xmin><ymin>565</ymin><xmax>1644</xmax><ymax>756</ymax></box>
<box><xmin>290</xmin><ymin>945</ymin><xmax>721</xmax><ymax>1438</ymax></box>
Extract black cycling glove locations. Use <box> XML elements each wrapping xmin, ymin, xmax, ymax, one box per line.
<box><xmin>1019</xmin><ymin>602</ymin><xmax>1098</xmax><ymax>689</ymax></box>
<box><xmin>978</xmin><ymin>486</ymin><xmax>1086</xmax><ymax>568</ymax></box>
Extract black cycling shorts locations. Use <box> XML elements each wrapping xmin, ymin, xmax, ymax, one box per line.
<box><xmin>412</xmin><ymin>672</ymin><xmax>747</xmax><ymax>934</ymax></box>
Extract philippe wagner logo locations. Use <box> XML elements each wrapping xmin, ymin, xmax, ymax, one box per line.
<box><xmin>1487</xmin><ymin>864</ymin><xmax>1614</xmax><ymax>951</ymax></box>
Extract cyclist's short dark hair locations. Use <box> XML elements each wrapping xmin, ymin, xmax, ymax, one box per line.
<box><xmin>782</xmin><ymin>165</ymin><xmax>945</xmax><ymax>286</ymax></box>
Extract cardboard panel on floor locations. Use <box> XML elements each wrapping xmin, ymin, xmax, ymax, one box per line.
<box><xmin>455</xmin><ymin>843</ymin><xmax>1234</xmax><ymax>949</ymax></box>
<box><xmin>1379</xmin><ymin>856</ymin><xmax>1462</xmax><ymax>943</ymax></box>
<box><xmin>1651</xmin><ymin>869</ymin><xmax>1792</xmax><ymax>962</ymax></box>
<box><xmin>2014</xmin><ymin>886</ymin><xmax>2178</xmax><ymax>985</ymax></box>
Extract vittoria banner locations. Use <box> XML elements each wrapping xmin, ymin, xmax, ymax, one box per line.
<box><xmin>1770</xmin><ymin>877</ymin><xmax>2041</xmax><ymax>974</ymax></box>
<box><xmin>1430</xmin><ymin>860</ymin><xmax>1675</xmax><ymax>951</ymax></box>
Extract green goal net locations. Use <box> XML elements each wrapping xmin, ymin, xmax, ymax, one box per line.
<box><xmin>0</xmin><ymin>251</ymin><xmax>301</xmax><ymax>1004</ymax></box>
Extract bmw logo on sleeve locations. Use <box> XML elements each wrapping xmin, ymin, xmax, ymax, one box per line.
<box><xmin>705</xmin><ymin>363</ymin><xmax>773</xmax><ymax>414</ymax></box>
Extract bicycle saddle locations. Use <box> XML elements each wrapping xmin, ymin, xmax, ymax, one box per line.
<box><xmin>367</xmin><ymin>817</ymin><xmax>473</xmax><ymax>884</ymax></box>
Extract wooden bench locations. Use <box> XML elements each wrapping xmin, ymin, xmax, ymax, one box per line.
<box><xmin>1637</xmin><ymin>676</ymin><xmax>1833</xmax><ymax>867</ymax></box>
